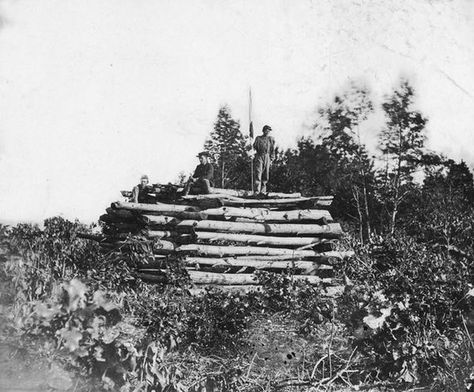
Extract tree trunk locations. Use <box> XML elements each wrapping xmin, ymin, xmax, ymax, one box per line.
<box><xmin>137</xmin><ymin>273</ymin><xmax>167</xmax><ymax>283</ymax></box>
<box><xmin>177</xmin><ymin>220</ymin><xmax>343</xmax><ymax>236</ymax></box>
<box><xmin>185</xmin><ymin>270</ymin><xmax>330</xmax><ymax>285</ymax></box>
<box><xmin>184</xmin><ymin>257</ymin><xmax>333</xmax><ymax>273</ymax></box>
<box><xmin>193</xmin><ymin>231</ymin><xmax>332</xmax><ymax>247</ymax></box>
<box><xmin>210</xmin><ymin>188</ymin><xmax>302</xmax><ymax>198</ymax></box>
<box><xmin>202</xmin><ymin>207</ymin><xmax>333</xmax><ymax>222</ymax></box>
<box><xmin>177</xmin><ymin>244</ymin><xmax>353</xmax><ymax>258</ymax></box>
<box><xmin>188</xmin><ymin>284</ymin><xmax>343</xmax><ymax>296</ymax></box>
<box><xmin>143</xmin><ymin>230</ymin><xmax>177</xmax><ymax>239</ymax></box>
<box><xmin>140</xmin><ymin>215</ymin><xmax>179</xmax><ymax>226</ymax></box>
<box><xmin>112</xmin><ymin>201</ymin><xmax>200</xmax><ymax>213</ymax></box>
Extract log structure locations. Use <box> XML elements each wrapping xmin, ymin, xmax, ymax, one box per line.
<box><xmin>84</xmin><ymin>185</ymin><xmax>354</xmax><ymax>295</ymax></box>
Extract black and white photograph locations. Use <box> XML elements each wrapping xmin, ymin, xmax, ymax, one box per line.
<box><xmin>0</xmin><ymin>1</ymin><xmax>473</xmax><ymax>391</ymax></box>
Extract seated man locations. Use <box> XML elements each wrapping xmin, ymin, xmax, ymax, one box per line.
<box><xmin>131</xmin><ymin>175</ymin><xmax>152</xmax><ymax>203</ymax></box>
<box><xmin>183</xmin><ymin>152</ymin><xmax>214</xmax><ymax>195</ymax></box>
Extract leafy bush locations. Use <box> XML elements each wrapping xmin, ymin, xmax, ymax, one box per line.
<box><xmin>342</xmin><ymin>235</ymin><xmax>473</xmax><ymax>389</ymax></box>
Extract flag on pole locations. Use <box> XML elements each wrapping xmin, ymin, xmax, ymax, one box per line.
<box><xmin>249</xmin><ymin>88</ymin><xmax>254</xmax><ymax>139</ymax></box>
<box><xmin>249</xmin><ymin>87</ymin><xmax>254</xmax><ymax>193</ymax></box>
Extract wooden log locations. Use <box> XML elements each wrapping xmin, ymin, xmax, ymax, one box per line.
<box><xmin>136</xmin><ymin>256</ymin><xmax>168</xmax><ymax>269</ymax></box>
<box><xmin>182</xmin><ymin>194</ymin><xmax>242</xmax><ymax>201</ymax></box>
<box><xmin>151</xmin><ymin>240</ymin><xmax>176</xmax><ymax>254</ymax></box>
<box><xmin>105</xmin><ymin>207</ymin><xmax>136</xmax><ymax>220</ymax></box>
<box><xmin>188</xmin><ymin>285</ymin><xmax>262</xmax><ymax>295</ymax></box>
<box><xmin>100</xmin><ymin>239</ymin><xmax>176</xmax><ymax>254</ymax></box>
<box><xmin>112</xmin><ymin>201</ymin><xmax>200</xmax><ymax>213</ymax></box>
<box><xmin>143</xmin><ymin>230</ymin><xmax>178</xmax><ymax>239</ymax></box>
<box><xmin>202</xmin><ymin>207</ymin><xmax>333</xmax><ymax>222</ymax></box>
<box><xmin>210</xmin><ymin>188</ymin><xmax>302</xmax><ymax>199</ymax></box>
<box><xmin>177</xmin><ymin>220</ymin><xmax>343</xmax><ymax>236</ymax></box>
<box><xmin>180</xmin><ymin>196</ymin><xmax>333</xmax><ymax>210</ymax></box>
<box><xmin>193</xmin><ymin>231</ymin><xmax>332</xmax><ymax>247</ymax></box>
<box><xmin>177</xmin><ymin>244</ymin><xmax>353</xmax><ymax>258</ymax></box>
<box><xmin>187</xmin><ymin>284</ymin><xmax>344</xmax><ymax>297</ymax></box>
<box><xmin>137</xmin><ymin>273</ymin><xmax>167</xmax><ymax>283</ymax></box>
<box><xmin>219</xmin><ymin>196</ymin><xmax>333</xmax><ymax>208</ymax></box>
<box><xmin>140</xmin><ymin>215</ymin><xmax>179</xmax><ymax>226</ymax></box>
<box><xmin>184</xmin><ymin>257</ymin><xmax>333</xmax><ymax>273</ymax></box>
<box><xmin>183</xmin><ymin>254</ymin><xmax>341</xmax><ymax>263</ymax></box>
<box><xmin>187</xmin><ymin>270</ymin><xmax>330</xmax><ymax>285</ymax></box>
<box><xmin>100</xmin><ymin>213</ymin><xmax>138</xmax><ymax>224</ymax></box>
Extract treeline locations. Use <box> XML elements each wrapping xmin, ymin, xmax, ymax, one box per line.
<box><xmin>203</xmin><ymin>79</ymin><xmax>474</xmax><ymax>250</ymax></box>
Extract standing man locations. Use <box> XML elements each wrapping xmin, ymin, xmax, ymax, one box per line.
<box><xmin>253</xmin><ymin>125</ymin><xmax>275</xmax><ymax>194</ymax></box>
<box><xmin>183</xmin><ymin>151</ymin><xmax>214</xmax><ymax>195</ymax></box>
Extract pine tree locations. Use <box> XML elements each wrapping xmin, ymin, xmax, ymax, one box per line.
<box><xmin>314</xmin><ymin>83</ymin><xmax>376</xmax><ymax>242</ymax></box>
<box><xmin>204</xmin><ymin>106</ymin><xmax>249</xmax><ymax>189</ymax></box>
<box><xmin>377</xmin><ymin>79</ymin><xmax>428</xmax><ymax>234</ymax></box>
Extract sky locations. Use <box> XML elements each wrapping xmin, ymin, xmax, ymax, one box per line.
<box><xmin>0</xmin><ymin>0</ymin><xmax>473</xmax><ymax>223</ymax></box>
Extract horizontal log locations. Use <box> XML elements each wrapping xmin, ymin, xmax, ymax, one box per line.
<box><xmin>105</xmin><ymin>207</ymin><xmax>136</xmax><ymax>219</ymax></box>
<box><xmin>184</xmin><ymin>257</ymin><xmax>333</xmax><ymax>273</ymax></box>
<box><xmin>210</xmin><ymin>188</ymin><xmax>302</xmax><ymax>199</ymax></box>
<box><xmin>100</xmin><ymin>239</ymin><xmax>176</xmax><ymax>254</ymax></box>
<box><xmin>177</xmin><ymin>244</ymin><xmax>353</xmax><ymax>258</ymax></box>
<box><xmin>137</xmin><ymin>273</ymin><xmax>167</xmax><ymax>283</ymax></box>
<box><xmin>180</xmin><ymin>196</ymin><xmax>333</xmax><ymax>210</ymax></box>
<box><xmin>140</xmin><ymin>214</ymin><xmax>179</xmax><ymax>226</ymax></box>
<box><xmin>193</xmin><ymin>231</ymin><xmax>332</xmax><ymax>247</ymax></box>
<box><xmin>202</xmin><ymin>207</ymin><xmax>333</xmax><ymax>222</ymax></box>
<box><xmin>187</xmin><ymin>284</ymin><xmax>344</xmax><ymax>297</ymax></box>
<box><xmin>182</xmin><ymin>194</ymin><xmax>242</xmax><ymax>201</ymax></box>
<box><xmin>187</xmin><ymin>270</ymin><xmax>330</xmax><ymax>285</ymax></box>
<box><xmin>112</xmin><ymin>201</ymin><xmax>200</xmax><ymax>213</ymax></box>
<box><xmin>220</xmin><ymin>196</ymin><xmax>333</xmax><ymax>209</ymax></box>
<box><xmin>207</xmin><ymin>254</ymin><xmax>318</xmax><ymax>261</ymax></box>
<box><xmin>188</xmin><ymin>285</ymin><xmax>262</xmax><ymax>295</ymax></box>
<box><xmin>100</xmin><ymin>213</ymin><xmax>138</xmax><ymax>224</ymax></box>
<box><xmin>143</xmin><ymin>230</ymin><xmax>178</xmax><ymax>239</ymax></box>
<box><xmin>177</xmin><ymin>220</ymin><xmax>343</xmax><ymax>236</ymax></box>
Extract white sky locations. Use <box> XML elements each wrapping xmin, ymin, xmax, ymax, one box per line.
<box><xmin>0</xmin><ymin>0</ymin><xmax>473</xmax><ymax>223</ymax></box>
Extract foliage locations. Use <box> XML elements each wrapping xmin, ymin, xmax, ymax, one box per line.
<box><xmin>342</xmin><ymin>235</ymin><xmax>473</xmax><ymax>390</ymax></box>
<box><xmin>377</xmin><ymin>79</ymin><xmax>428</xmax><ymax>234</ymax></box>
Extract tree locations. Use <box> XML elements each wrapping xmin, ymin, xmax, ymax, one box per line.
<box><xmin>313</xmin><ymin>83</ymin><xmax>376</xmax><ymax>242</ymax></box>
<box><xmin>408</xmin><ymin>158</ymin><xmax>474</xmax><ymax>253</ymax></box>
<box><xmin>377</xmin><ymin>79</ymin><xmax>428</xmax><ymax>234</ymax></box>
<box><xmin>204</xmin><ymin>106</ymin><xmax>249</xmax><ymax>189</ymax></box>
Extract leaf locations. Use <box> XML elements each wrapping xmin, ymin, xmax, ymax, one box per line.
<box><xmin>94</xmin><ymin>346</ymin><xmax>106</xmax><ymax>362</ymax></box>
<box><xmin>363</xmin><ymin>307</ymin><xmax>392</xmax><ymax>330</ymax></box>
<box><xmin>398</xmin><ymin>360</ymin><xmax>418</xmax><ymax>383</ymax></box>
<box><xmin>59</xmin><ymin>327</ymin><xmax>83</xmax><ymax>352</ymax></box>
<box><xmin>35</xmin><ymin>303</ymin><xmax>60</xmax><ymax>322</ymax></box>
<box><xmin>102</xmin><ymin>327</ymin><xmax>120</xmax><ymax>344</ymax></box>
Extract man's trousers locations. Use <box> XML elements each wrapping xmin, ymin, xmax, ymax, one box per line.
<box><xmin>254</xmin><ymin>154</ymin><xmax>271</xmax><ymax>193</ymax></box>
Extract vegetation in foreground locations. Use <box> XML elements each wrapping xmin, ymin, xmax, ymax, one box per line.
<box><xmin>1</xmin><ymin>78</ymin><xmax>473</xmax><ymax>391</ymax></box>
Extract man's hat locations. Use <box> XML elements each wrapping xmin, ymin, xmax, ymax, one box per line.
<box><xmin>140</xmin><ymin>174</ymin><xmax>149</xmax><ymax>181</ymax></box>
<box><xmin>262</xmin><ymin>125</ymin><xmax>272</xmax><ymax>132</ymax></box>
<box><xmin>197</xmin><ymin>151</ymin><xmax>211</xmax><ymax>158</ymax></box>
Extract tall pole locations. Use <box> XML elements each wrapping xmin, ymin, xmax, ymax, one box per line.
<box><xmin>249</xmin><ymin>88</ymin><xmax>254</xmax><ymax>193</ymax></box>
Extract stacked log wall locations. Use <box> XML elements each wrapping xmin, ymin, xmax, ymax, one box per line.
<box><xmin>87</xmin><ymin>188</ymin><xmax>353</xmax><ymax>295</ymax></box>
